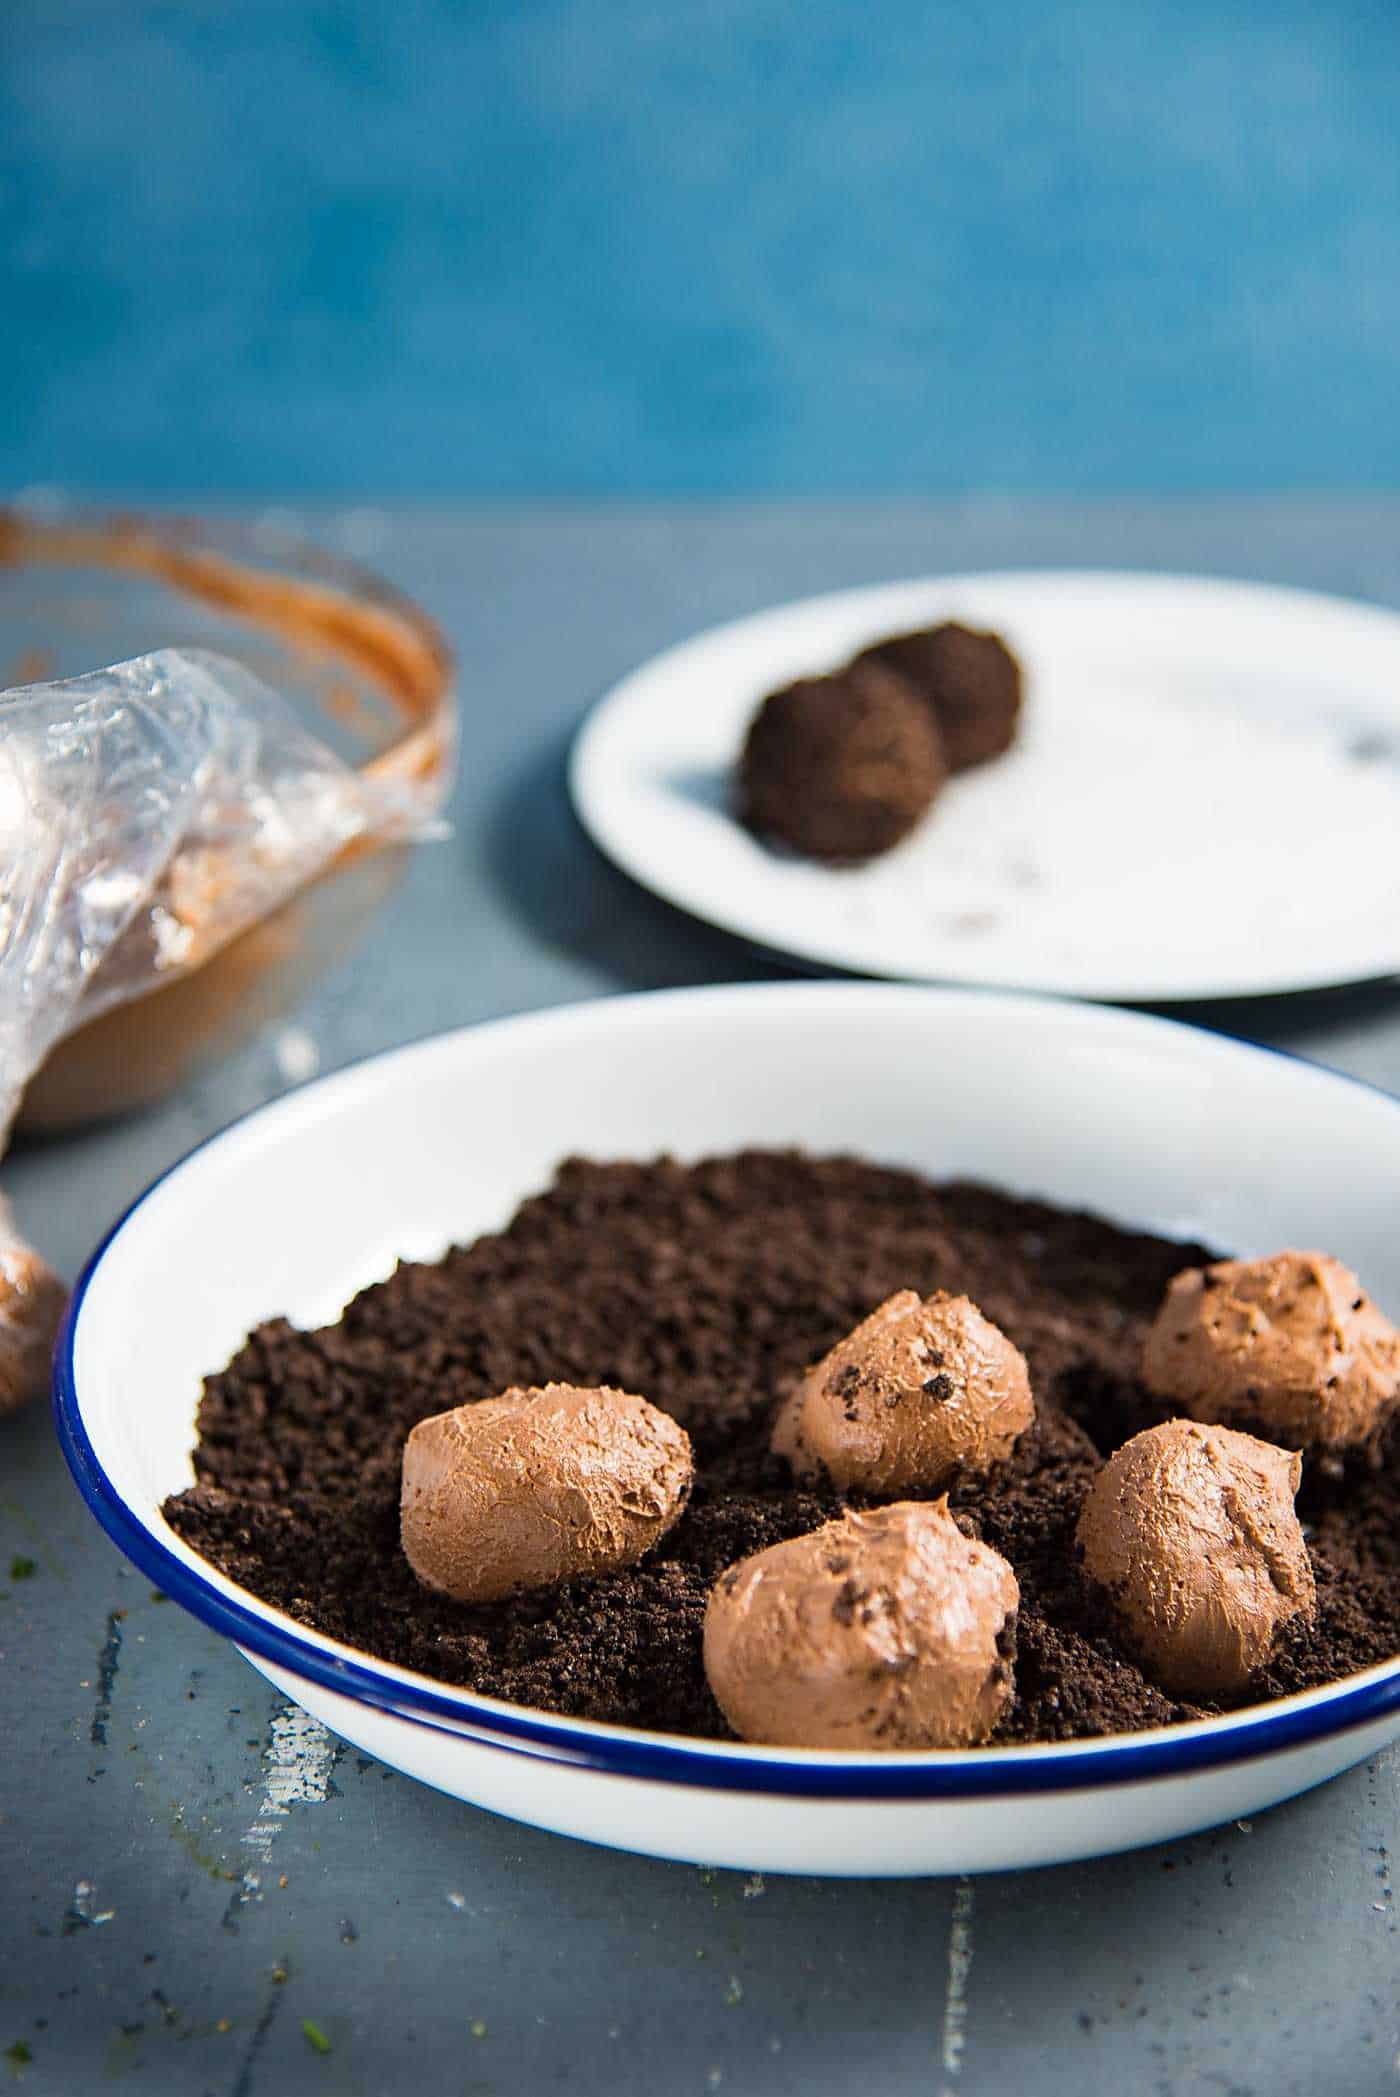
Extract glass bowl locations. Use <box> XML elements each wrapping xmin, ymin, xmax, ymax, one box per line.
<box><xmin>1</xmin><ymin>507</ymin><xmax>455</xmax><ymax>1131</ymax></box>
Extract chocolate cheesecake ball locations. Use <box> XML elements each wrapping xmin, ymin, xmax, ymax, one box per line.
<box><xmin>772</xmin><ymin>1289</ymin><xmax>1034</xmax><ymax>1493</ymax></box>
<box><xmin>704</xmin><ymin>1500</ymin><xmax>1019</xmax><ymax>1749</ymax></box>
<box><xmin>1076</xmin><ymin>1419</ymin><xmax>1315</xmax><ymax>1700</ymax></box>
<box><xmin>852</xmin><ymin>621</ymin><xmax>1022</xmax><ymax>771</ymax></box>
<box><xmin>401</xmin><ymin>1383</ymin><xmax>693</xmax><ymax>1602</ymax></box>
<box><xmin>738</xmin><ymin>661</ymin><xmax>947</xmax><ymax>863</ymax></box>
<box><xmin>1143</xmin><ymin>1252</ymin><xmax>1400</xmax><ymax>1452</ymax></box>
<box><xmin>0</xmin><ymin>1235</ymin><xmax>66</xmax><ymax>1417</ymax></box>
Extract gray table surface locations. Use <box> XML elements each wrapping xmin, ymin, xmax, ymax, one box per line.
<box><xmin>5</xmin><ymin>501</ymin><xmax>1400</xmax><ymax>2097</ymax></box>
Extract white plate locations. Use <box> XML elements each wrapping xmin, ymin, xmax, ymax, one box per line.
<box><xmin>570</xmin><ymin>571</ymin><xmax>1400</xmax><ymax>1001</ymax></box>
<box><xmin>57</xmin><ymin>984</ymin><xmax>1400</xmax><ymax>1875</ymax></box>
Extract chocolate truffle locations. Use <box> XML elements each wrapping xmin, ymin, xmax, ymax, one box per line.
<box><xmin>1142</xmin><ymin>1251</ymin><xmax>1400</xmax><ymax>1452</ymax></box>
<box><xmin>738</xmin><ymin>661</ymin><xmax>947</xmax><ymax>863</ymax></box>
<box><xmin>401</xmin><ymin>1383</ymin><xmax>693</xmax><ymax>1602</ymax></box>
<box><xmin>771</xmin><ymin>1289</ymin><xmax>1034</xmax><ymax>1493</ymax></box>
<box><xmin>1076</xmin><ymin>1418</ymin><xmax>1315</xmax><ymax>1700</ymax></box>
<box><xmin>0</xmin><ymin>1233</ymin><xmax>66</xmax><ymax>1417</ymax></box>
<box><xmin>852</xmin><ymin>621</ymin><xmax>1023</xmax><ymax>771</ymax></box>
<box><xmin>703</xmin><ymin>1500</ymin><xmax>1019</xmax><ymax>1749</ymax></box>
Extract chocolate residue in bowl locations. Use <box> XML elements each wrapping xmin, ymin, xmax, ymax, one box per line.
<box><xmin>163</xmin><ymin>1152</ymin><xmax>1400</xmax><ymax>1742</ymax></box>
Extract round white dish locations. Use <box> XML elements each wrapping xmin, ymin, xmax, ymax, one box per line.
<box><xmin>56</xmin><ymin>983</ymin><xmax>1400</xmax><ymax>1875</ymax></box>
<box><xmin>570</xmin><ymin>570</ymin><xmax>1400</xmax><ymax>1001</ymax></box>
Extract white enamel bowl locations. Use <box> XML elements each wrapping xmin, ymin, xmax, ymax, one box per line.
<box><xmin>56</xmin><ymin>984</ymin><xmax>1400</xmax><ymax>1876</ymax></box>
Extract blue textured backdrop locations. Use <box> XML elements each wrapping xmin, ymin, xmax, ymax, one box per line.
<box><xmin>3</xmin><ymin>0</ymin><xmax>1399</xmax><ymax>495</ymax></box>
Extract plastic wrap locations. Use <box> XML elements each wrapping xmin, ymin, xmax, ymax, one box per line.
<box><xmin>0</xmin><ymin>646</ymin><xmax>443</xmax><ymax>1410</ymax></box>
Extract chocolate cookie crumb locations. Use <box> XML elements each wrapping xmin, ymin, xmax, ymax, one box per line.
<box><xmin>164</xmin><ymin>1152</ymin><xmax>1400</xmax><ymax>1743</ymax></box>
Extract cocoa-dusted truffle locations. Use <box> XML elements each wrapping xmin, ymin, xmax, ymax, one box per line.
<box><xmin>771</xmin><ymin>1289</ymin><xmax>1033</xmax><ymax>1493</ymax></box>
<box><xmin>1076</xmin><ymin>1418</ymin><xmax>1315</xmax><ymax>1699</ymax></box>
<box><xmin>852</xmin><ymin>621</ymin><xmax>1023</xmax><ymax>771</ymax></box>
<box><xmin>1143</xmin><ymin>1252</ymin><xmax>1400</xmax><ymax>1452</ymax></box>
<box><xmin>401</xmin><ymin>1383</ymin><xmax>693</xmax><ymax>1602</ymax></box>
<box><xmin>738</xmin><ymin>661</ymin><xmax>947</xmax><ymax>864</ymax></box>
<box><xmin>703</xmin><ymin>1500</ymin><xmax>1019</xmax><ymax>1749</ymax></box>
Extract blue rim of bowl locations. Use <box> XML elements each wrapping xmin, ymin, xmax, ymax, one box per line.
<box><xmin>51</xmin><ymin>983</ymin><xmax>1400</xmax><ymax>1802</ymax></box>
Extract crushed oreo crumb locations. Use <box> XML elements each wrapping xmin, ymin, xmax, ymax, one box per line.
<box><xmin>164</xmin><ymin>1151</ymin><xmax>1400</xmax><ymax>1744</ymax></box>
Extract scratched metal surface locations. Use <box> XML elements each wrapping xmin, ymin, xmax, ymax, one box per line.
<box><xmin>4</xmin><ymin>502</ymin><xmax>1400</xmax><ymax>2097</ymax></box>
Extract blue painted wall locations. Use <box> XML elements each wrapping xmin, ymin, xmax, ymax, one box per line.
<box><xmin>3</xmin><ymin>0</ymin><xmax>1398</xmax><ymax>494</ymax></box>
